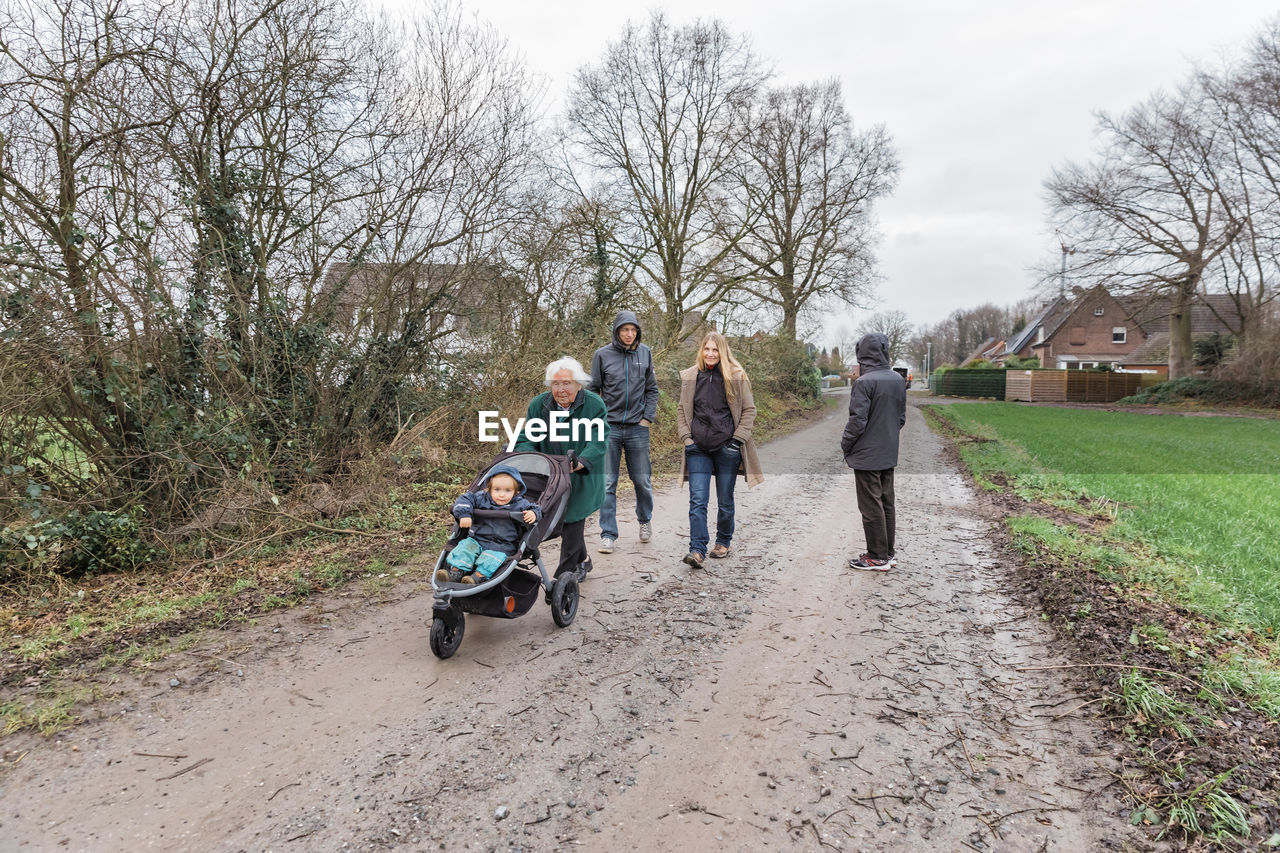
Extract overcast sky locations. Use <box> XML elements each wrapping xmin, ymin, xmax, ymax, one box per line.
<box><xmin>387</xmin><ymin>0</ymin><xmax>1277</xmax><ymax>343</ymax></box>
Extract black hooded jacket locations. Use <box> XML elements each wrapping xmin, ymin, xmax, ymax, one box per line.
<box><xmin>840</xmin><ymin>333</ymin><xmax>907</xmax><ymax>471</ymax></box>
<box><xmin>589</xmin><ymin>310</ymin><xmax>659</xmax><ymax>426</ymax></box>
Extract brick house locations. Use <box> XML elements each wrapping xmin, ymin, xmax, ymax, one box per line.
<box><xmin>999</xmin><ymin>285</ymin><xmax>1141</xmax><ymax>369</ymax></box>
<box><xmin>1029</xmin><ymin>285</ymin><xmax>1146</xmax><ymax>369</ymax></box>
<box><xmin>312</xmin><ymin>261</ymin><xmax>509</xmax><ymax>353</ymax></box>
<box><xmin>1002</xmin><ymin>286</ymin><xmax>1244</xmax><ymax>373</ymax></box>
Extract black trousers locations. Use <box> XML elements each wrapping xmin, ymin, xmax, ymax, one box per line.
<box><xmin>556</xmin><ymin>518</ymin><xmax>587</xmax><ymax>577</ymax></box>
<box><xmin>854</xmin><ymin>468</ymin><xmax>896</xmax><ymax>561</ymax></box>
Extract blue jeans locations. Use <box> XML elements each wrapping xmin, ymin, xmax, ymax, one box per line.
<box><xmin>599</xmin><ymin>423</ymin><xmax>653</xmax><ymax>540</ymax></box>
<box><xmin>685</xmin><ymin>443</ymin><xmax>740</xmax><ymax>556</ymax></box>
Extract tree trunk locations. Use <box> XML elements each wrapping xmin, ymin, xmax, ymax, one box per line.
<box><xmin>1167</xmin><ymin>285</ymin><xmax>1196</xmax><ymax>379</ymax></box>
<box><xmin>781</xmin><ymin>306</ymin><xmax>798</xmax><ymax>341</ymax></box>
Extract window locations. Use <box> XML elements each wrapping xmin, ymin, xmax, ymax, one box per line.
<box><xmin>1112</xmin><ymin>326</ymin><xmax>1127</xmax><ymax>344</ymax></box>
<box><xmin>1094</xmin><ymin>306</ymin><xmax>1105</xmax><ymax>316</ymax></box>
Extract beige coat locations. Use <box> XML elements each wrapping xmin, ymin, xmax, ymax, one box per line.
<box><xmin>676</xmin><ymin>364</ymin><xmax>765</xmax><ymax>488</ymax></box>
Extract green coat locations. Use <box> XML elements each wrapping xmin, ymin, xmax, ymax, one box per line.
<box><xmin>514</xmin><ymin>389</ymin><xmax>610</xmax><ymax>523</ymax></box>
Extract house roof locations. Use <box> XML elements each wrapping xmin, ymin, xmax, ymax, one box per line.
<box><xmin>961</xmin><ymin>336</ymin><xmax>1005</xmax><ymax>366</ymax></box>
<box><xmin>1042</xmin><ymin>301</ymin><xmax>1073</xmax><ymax>337</ymax></box>
<box><xmin>1120</xmin><ymin>293</ymin><xmax>1245</xmax><ymax>336</ymax></box>
<box><xmin>1004</xmin><ymin>296</ymin><xmax>1066</xmax><ymax>356</ymax></box>
<box><xmin>1122</xmin><ymin>333</ymin><xmax>1171</xmax><ymax>365</ymax></box>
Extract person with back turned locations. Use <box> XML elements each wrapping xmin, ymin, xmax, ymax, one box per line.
<box><xmin>841</xmin><ymin>333</ymin><xmax>907</xmax><ymax>570</ymax></box>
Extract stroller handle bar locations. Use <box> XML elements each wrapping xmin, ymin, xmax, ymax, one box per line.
<box><xmin>468</xmin><ymin>508</ymin><xmax>532</xmax><ymax>526</ymax></box>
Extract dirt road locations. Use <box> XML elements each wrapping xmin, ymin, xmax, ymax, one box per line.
<box><xmin>1</xmin><ymin>403</ymin><xmax>1155</xmax><ymax>852</ymax></box>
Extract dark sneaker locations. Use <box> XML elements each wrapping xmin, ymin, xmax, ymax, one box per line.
<box><xmin>683</xmin><ymin>551</ymin><xmax>705</xmax><ymax>569</ymax></box>
<box><xmin>708</xmin><ymin>544</ymin><xmax>730</xmax><ymax>559</ymax></box>
<box><xmin>849</xmin><ymin>555</ymin><xmax>890</xmax><ymax>571</ymax></box>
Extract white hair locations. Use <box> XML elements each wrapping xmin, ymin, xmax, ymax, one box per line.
<box><xmin>544</xmin><ymin>356</ymin><xmax>590</xmax><ymax>386</ymax></box>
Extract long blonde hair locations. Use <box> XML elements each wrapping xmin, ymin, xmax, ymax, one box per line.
<box><xmin>696</xmin><ymin>331</ymin><xmax>745</xmax><ymax>403</ymax></box>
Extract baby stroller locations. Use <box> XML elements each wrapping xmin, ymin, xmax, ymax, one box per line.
<box><xmin>429</xmin><ymin>450</ymin><xmax>580</xmax><ymax>659</ymax></box>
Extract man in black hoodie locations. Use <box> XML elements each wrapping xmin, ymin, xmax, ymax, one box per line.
<box><xmin>589</xmin><ymin>311</ymin><xmax>660</xmax><ymax>553</ymax></box>
<box><xmin>840</xmin><ymin>333</ymin><xmax>907</xmax><ymax>570</ymax></box>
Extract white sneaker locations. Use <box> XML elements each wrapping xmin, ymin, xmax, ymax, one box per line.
<box><xmin>638</xmin><ymin>522</ymin><xmax>652</xmax><ymax>543</ymax></box>
<box><xmin>598</xmin><ymin>538</ymin><xmax>615</xmax><ymax>554</ymax></box>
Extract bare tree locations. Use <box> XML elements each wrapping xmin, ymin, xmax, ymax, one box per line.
<box><xmin>904</xmin><ymin>302</ymin><xmax>1022</xmax><ymax>368</ymax></box>
<box><xmin>0</xmin><ymin>0</ymin><xmax>174</xmax><ymax>498</ymax></box>
<box><xmin>856</xmin><ymin>310</ymin><xmax>912</xmax><ymax>363</ymax></box>
<box><xmin>565</xmin><ymin>11</ymin><xmax>767</xmax><ymax>346</ymax></box>
<box><xmin>1</xmin><ymin>0</ymin><xmax>542</xmax><ymax>554</ymax></box>
<box><xmin>1198</xmin><ymin>25</ymin><xmax>1280</xmax><ymax>342</ymax></box>
<box><xmin>1047</xmin><ymin>82</ymin><xmax>1243</xmax><ymax>378</ymax></box>
<box><xmin>730</xmin><ymin>79</ymin><xmax>899</xmax><ymax>340</ymax></box>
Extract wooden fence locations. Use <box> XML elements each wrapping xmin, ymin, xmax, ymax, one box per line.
<box><xmin>1005</xmin><ymin>370</ymin><xmax>1143</xmax><ymax>403</ymax></box>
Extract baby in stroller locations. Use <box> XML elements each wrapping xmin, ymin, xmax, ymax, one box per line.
<box><xmin>435</xmin><ymin>464</ymin><xmax>543</xmax><ymax>585</ymax></box>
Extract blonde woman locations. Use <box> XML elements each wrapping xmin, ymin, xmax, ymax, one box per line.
<box><xmin>675</xmin><ymin>332</ymin><xmax>764</xmax><ymax>569</ymax></box>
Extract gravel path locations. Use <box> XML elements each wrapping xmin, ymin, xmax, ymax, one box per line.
<box><xmin>0</xmin><ymin>402</ymin><xmax>1157</xmax><ymax>852</ymax></box>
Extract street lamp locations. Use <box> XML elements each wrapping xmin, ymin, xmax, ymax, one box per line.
<box><xmin>925</xmin><ymin>341</ymin><xmax>931</xmax><ymax>388</ymax></box>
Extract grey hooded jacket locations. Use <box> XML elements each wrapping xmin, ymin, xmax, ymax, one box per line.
<box><xmin>589</xmin><ymin>311</ymin><xmax>659</xmax><ymax>426</ymax></box>
<box><xmin>840</xmin><ymin>333</ymin><xmax>907</xmax><ymax>471</ymax></box>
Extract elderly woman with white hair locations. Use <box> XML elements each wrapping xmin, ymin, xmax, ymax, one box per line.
<box><xmin>514</xmin><ymin>356</ymin><xmax>611</xmax><ymax>579</ymax></box>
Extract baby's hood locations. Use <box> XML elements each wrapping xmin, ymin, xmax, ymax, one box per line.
<box><xmin>484</xmin><ymin>463</ymin><xmax>527</xmax><ymax>495</ymax></box>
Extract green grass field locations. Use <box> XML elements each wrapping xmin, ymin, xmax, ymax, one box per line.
<box><xmin>932</xmin><ymin>403</ymin><xmax>1280</xmax><ymax>633</ymax></box>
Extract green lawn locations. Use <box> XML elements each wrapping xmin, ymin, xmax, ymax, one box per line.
<box><xmin>933</xmin><ymin>403</ymin><xmax>1280</xmax><ymax>632</ymax></box>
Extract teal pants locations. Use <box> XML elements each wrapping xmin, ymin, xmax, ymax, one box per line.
<box><xmin>446</xmin><ymin>538</ymin><xmax>509</xmax><ymax>578</ymax></box>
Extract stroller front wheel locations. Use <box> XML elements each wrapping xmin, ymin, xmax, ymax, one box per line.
<box><xmin>429</xmin><ymin>609</ymin><xmax>465</xmax><ymax>659</ymax></box>
<box><xmin>550</xmin><ymin>574</ymin><xmax>579</xmax><ymax>628</ymax></box>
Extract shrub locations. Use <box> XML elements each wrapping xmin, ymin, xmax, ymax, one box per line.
<box><xmin>0</xmin><ymin>508</ymin><xmax>156</xmax><ymax>583</ymax></box>
<box><xmin>58</xmin><ymin>508</ymin><xmax>157</xmax><ymax>575</ymax></box>
<box><xmin>1117</xmin><ymin>376</ymin><xmax>1279</xmax><ymax>408</ymax></box>
<box><xmin>1194</xmin><ymin>332</ymin><xmax>1234</xmax><ymax>369</ymax></box>
<box><xmin>737</xmin><ymin>336</ymin><xmax>821</xmax><ymax>402</ymax></box>
<box><xmin>1214</xmin><ymin>322</ymin><xmax>1280</xmax><ymax>405</ymax></box>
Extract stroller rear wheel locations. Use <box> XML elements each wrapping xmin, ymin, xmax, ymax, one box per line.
<box><xmin>429</xmin><ymin>609</ymin><xmax>465</xmax><ymax>659</ymax></box>
<box><xmin>550</xmin><ymin>573</ymin><xmax>579</xmax><ymax>628</ymax></box>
